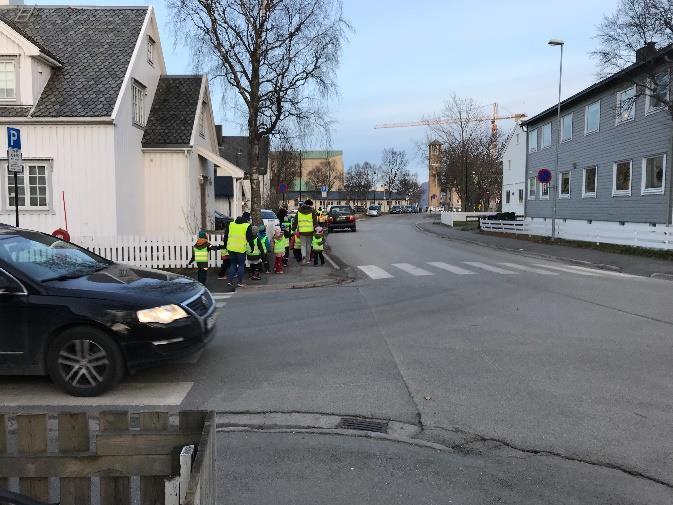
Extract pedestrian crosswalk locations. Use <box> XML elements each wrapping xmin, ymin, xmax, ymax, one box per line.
<box><xmin>356</xmin><ymin>260</ymin><xmax>626</xmax><ymax>281</ymax></box>
<box><xmin>212</xmin><ymin>291</ymin><xmax>234</xmax><ymax>309</ymax></box>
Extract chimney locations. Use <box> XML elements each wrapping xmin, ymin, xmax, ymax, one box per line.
<box><xmin>215</xmin><ymin>124</ymin><xmax>222</xmax><ymax>145</ymax></box>
<box><xmin>636</xmin><ymin>42</ymin><xmax>657</xmax><ymax>62</ymax></box>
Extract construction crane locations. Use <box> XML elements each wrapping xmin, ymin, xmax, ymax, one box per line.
<box><xmin>374</xmin><ymin>103</ymin><xmax>527</xmax><ymax>136</ymax></box>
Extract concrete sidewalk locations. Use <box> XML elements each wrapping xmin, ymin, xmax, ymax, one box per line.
<box><xmin>417</xmin><ymin>220</ymin><xmax>673</xmax><ymax>279</ymax></box>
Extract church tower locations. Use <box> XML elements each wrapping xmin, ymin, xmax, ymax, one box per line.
<box><xmin>428</xmin><ymin>140</ymin><xmax>442</xmax><ymax>208</ymax></box>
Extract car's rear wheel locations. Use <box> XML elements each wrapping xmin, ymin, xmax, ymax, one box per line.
<box><xmin>47</xmin><ymin>327</ymin><xmax>125</xmax><ymax>397</ymax></box>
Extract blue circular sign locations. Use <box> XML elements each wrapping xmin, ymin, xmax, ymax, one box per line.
<box><xmin>278</xmin><ymin>182</ymin><xmax>288</xmax><ymax>193</ymax></box>
<box><xmin>537</xmin><ymin>169</ymin><xmax>552</xmax><ymax>184</ymax></box>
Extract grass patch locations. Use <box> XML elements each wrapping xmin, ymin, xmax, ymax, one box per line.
<box><xmin>452</xmin><ymin>221</ymin><xmax>480</xmax><ymax>231</ymax></box>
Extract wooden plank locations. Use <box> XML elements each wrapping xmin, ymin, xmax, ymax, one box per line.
<box><xmin>58</xmin><ymin>413</ymin><xmax>91</xmax><ymax>505</ymax></box>
<box><xmin>0</xmin><ymin>414</ymin><xmax>6</xmax><ymax>490</ymax></box>
<box><xmin>184</xmin><ymin>413</ymin><xmax>216</xmax><ymax>505</ymax></box>
<box><xmin>96</xmin><ymin>432</ymin><xmax>201</xmax><ymax>456</ymax></box>
<box><xmin>0</xmin><ymin>455</ymin><xmax>172</xmax><ymax>477</ymax></box>
<box><xmin>17</xmin><ymin>414</ymin><xmax>49</xmax><ymax>503</ymax></box>
<box><xmin>140</xmin><ymin>412</ymin><xmax>169</xmax><ymax>505</ymax></box>
<box><xmin>99</xmin><ymin>412</ymin><xmax>130</xmax><ymax>505</ymax></box>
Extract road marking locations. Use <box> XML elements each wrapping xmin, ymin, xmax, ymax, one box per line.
<box><xmin>464</xmin><ymin>262</ymin><xmax>518</xmax><ymax>274</ymax></box>
<box><xmin>212</xmin><ymin>293</ymin><xmax>232</xmax><ymax>300</ymax></box>
<box><xmin>498</xmin><ymin>262</ymin><xmax>559</xmax><ymax>275</ymax></box>
<box><xmin>541</xmin><ymin>263</ymin><xmax>638</xmax><ymax>279</ymax></box>
<box><xmin>217</xmin><ymin>303</ymin><xmax>226</xmax><ymax>309</ymax></box>
<box><xmin>533</xmin><ymin>263</ymin><xmax>601</xmax><ymax>276</ymax></box>
<box><xmin>0</xmin><ymin>382</ymin><xmax>194</xmax><ymax>407</ymax></box>
<box><xmin>427</xmin><ymin>262</ymin><xmax>476</xmax><ymax>275</ymax></box>
<box><xmin>358</xmin><ymin>265</ymin><xmax>394</xmax><ymax>279</ymax></box>
<box><xmin>323</xmin><ymin>252</ymin><xmax>340</xmax><ymax>270</ymax></box>
<box><xmin>391</xmin><ymin>263</ymin><xmax>434</xmax><ymax>276</ymax></box>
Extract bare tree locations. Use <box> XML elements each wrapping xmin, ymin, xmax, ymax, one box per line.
<box><xmin>266</xmin><ymin>140</ymin><xmax>300</xmax><ymax>210</ymax></box>
<box><xmin>172</xmin><ymin>0</ymin><xmax>350</xmax><ymax>223</ymax></box>
<box><xmin>380</xmin><ymin>148</ymin><xmax>408</xmax><ymax>207</ymax></box>
<box><xmin>306</xmin><ymin>160</ymin><xmax>340</xmax><ymax>191</ymax></box>
<box><xmin>344</xmin><ymin>161</ymin><xmax>376</xmax><ymax>203</ymax></box>
<box><xmin>396</xmin><ymin>169</ymin><xmax>423</xmax><ymax>205</ymax></box>
<box><xmin>593</xmin><ymin>0</ymin><xmax>673</xmax><ymax>120</ymax></box>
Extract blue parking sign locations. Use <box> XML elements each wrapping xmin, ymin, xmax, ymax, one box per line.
<box><xmin>7</xmin><ymin>127</ymin><xmax>21</xmax><ymax>150</ymax></box>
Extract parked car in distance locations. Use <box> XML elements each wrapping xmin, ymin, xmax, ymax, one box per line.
<box><xmin>366</xmin><ymin>205</ymin><xmax>381</xmax><ymax>217</ymax></box>
<box><xmin>328</xmin><ymin>205</ymin><xmax>357</xmax><ymax>232</ymax></box>
<box><xmin>0</xmin><ymin>227</ymin><xmax>217</xmax><ymax>397</ymax></box>
<box><xmin>262</xmin><ymin>209</ymin><xmax>280</xmax><ymax>236</ymax></box>
<box><xmin>354</xmin><ymin>205</ymin><xmax>367</xmax><ymax>213</ymax></box>
<box><xmin>402</xmin><ymin>205</ymin><xmax>414</xmax><ymax>214</ymax></box>
<box><xmin>390</xmin><ymin>205</ymin><xmax>402</xmax><ymax>214</ymax></box>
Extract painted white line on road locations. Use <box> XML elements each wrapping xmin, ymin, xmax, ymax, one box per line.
<box><xmin>323</xmin><ymin>253</ymin><xmax>340</xmax><ymax>270</ymax></box>
<box><xmin>498</xmin><ymin>263</ymin><xmax>559</xmax><ymax>275</ymax></box>
<box><xmin>217</xmin><ymin>303</ymin><xmax>227</xmax><ymax>309</ymax></box>
<box><xmin>533</xmin><ymin>264</ymin><xmax>601</xmax><ymax>276</ymax></box>
<box><xmin>427</xmin><ymin>262</ymin><xmax>476</xmax><ymax>275</ymax></box>
<box><xmin>358</xmin><ymin>265</ymin><xmax>394</xmax><ymax>279</ymax></box>
<box><xmin>464</xmin><ymin>262</ymin><xmax>518</xmax><ymax>275</ymax></box>
<box><xmin>212</xmin><ymin>293</ymin><xmax>233</xmax><ymax>300</ymax></box>
<box><xmin>0</xmin><ymin>382</ymin><xmax>194</xmax><ymax>407</ymax></box>
<box><xmin>542</xmin><ymin>263</ymin><xmax>638</xmax><ymax>279</ymax></box>
<box><xmin>391</xmin><ymin>263</ymin><xmax>434</xmax><ymax>276</ymax></box>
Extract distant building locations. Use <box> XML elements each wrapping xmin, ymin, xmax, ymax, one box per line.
<box><xmin>500</xmin><ymin>123</ymin><xmax>526</xmax><ymax>215</ymax></box>
<box><xmin>427</xmin><ymin>141</ymin><xmax>461</xmax><ymax>210</ymax></box>
<box><xmin>289</xmin><ymin>150</ymin><xmax>345</xmax><ymax>191</ymax></box>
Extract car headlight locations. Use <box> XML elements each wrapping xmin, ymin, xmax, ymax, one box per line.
<box><xmin>137</xmin><ymin>305</ymin><xmax>189</xmax><ymax>324</ymax></box>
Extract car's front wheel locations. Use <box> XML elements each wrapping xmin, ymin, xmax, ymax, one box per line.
<box><xmin>47</xmin><ymin>327</ymin><xmax>125</xmax><ymax>397</ymax></box>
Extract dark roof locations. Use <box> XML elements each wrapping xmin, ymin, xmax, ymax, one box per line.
<box><xmin>218</xmin><ymin>135</ymin><xmax>269</xmax><ymax>175</ymax></box>
<box><xmin>523</xmin><ymin>43</ymin><xmax>673</xmax><ymax>126</ymax></box>
<box><xmin>214</xmin><ymin>176</ymin><xmax>234</xmax><ymax>197</ymax></box>
<box><xmin>0</xmin><ymin>6</ymin><xmax>147</xmax><ymax>117</ymax></box>
<box><xmin>142</xmin><ymin>76</ymin><xmax>203</xmax><ymax>147</ymax></box>
<box><xmin>285</xmin><ymin>190</ymin><xmax>407</xmax><ymax>200</ymax></box>
<box><xmin>0</xmin><ymin>106</ymin><xmax>31</xmax><ymax>117</ymax></box>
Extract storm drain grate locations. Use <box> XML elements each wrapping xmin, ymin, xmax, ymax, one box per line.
<box><xmin>336</xmin><ymin>417</ymin><xmax>389</xmax><ymax>433</ymax></box>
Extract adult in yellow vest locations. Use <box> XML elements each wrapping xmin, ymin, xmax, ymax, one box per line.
<box><xmin>224</xmin><ymin>212</ymin><xmax>255</xmax><ymax>287</ymax></box>
<box><xmin>292</xmin><ymin>199</ymin><xmax>318</xmax><ymax>265</ymax></box>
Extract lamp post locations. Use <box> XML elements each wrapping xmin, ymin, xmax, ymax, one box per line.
<box><xmin>373</xmin><ymin>171</ymin><xmax>377</xmax><ymax>207</ymax></box>
<box><xmin>549</xmin><ymin>38</ymin><xmax>564</xmax><ymax>241</ymax></box>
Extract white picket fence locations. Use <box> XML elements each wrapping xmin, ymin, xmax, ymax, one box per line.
<box><xmin>440</xmin><ymin>211</ymin><xmax>495</xmax><ymax>226</ymax></box>
<box><xmin>479</xmin><ymin>219</ymin><xmax>673</xmax><ymax>250</ymax></box>
<box><xmin>74</xmin><ymin>234</ymin><xmax>228</xmax><ymax>269</ymax></box>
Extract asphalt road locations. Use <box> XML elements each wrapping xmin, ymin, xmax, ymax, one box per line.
<box><xmin>3</xmin><ymin>214</ymin><xmax>672</xmax><ymax>502</ymax></box>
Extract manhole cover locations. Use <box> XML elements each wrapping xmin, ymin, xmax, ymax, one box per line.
<box><xmin>336</xmin><ymin>417</ymin><xmax>388</xmax><ymax>433</ymax></box>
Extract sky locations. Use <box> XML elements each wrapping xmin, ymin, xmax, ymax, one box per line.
<box><xmin>42</xmin><ymin>0</ymin><xmax>620</xmax><ymax>181</ymax></box>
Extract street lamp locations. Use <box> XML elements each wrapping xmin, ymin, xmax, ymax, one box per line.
<box><xmin>549</xmin><ymin>38</ymin><xmax>564</xmax><ymax>240</ymax></box>
<box><xmin>373</xmin><ymin>171</ymin><xmax>377</xmax><ymax>206</ymax></box>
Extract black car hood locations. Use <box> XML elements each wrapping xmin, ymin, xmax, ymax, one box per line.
<box><xmin>43</xmin><ymin>264</ymin><xmax>204</xmax><ymax>308</ymax></box>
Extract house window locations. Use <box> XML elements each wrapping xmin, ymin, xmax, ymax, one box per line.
<box><xmin>585</xmin><ymin>100</ymin><xmax>600</xmax><ymax>134</ymax></box>
<box><xmin>647</xmin><ymin>72</ymin><xmax>669</xmax><ymax>112</ymax></box>
<box><xmin>613</xmin><ymin>160</ymin><xmax>632</xmax><ymax>196</ymax></box>
<box><xmin>6</xmin><ymin>164</ymin><xmax>49</xmax><ymax>209</ymax></box>
<box><xmin>0</xmin><ymin>61</ymin><xmax>16</xmax><ymax>99</ymax></box>
<box><xmin>132</xmin><ymin>81</ymin><xmax>146</xmax><ymax>127</ymax></box>
<box><xmin>540</xmin><ymin>181</ymin><xmax>550</xmax><ymax>200</ymax></box>
<box><xmin>541</xmin><ymin>123</ymin><xmax>552</xmax><ymax>149</ymax></box>
<box><xmin>528</xmin><ymin>129</ymin><xmax>538</xmax><ymax>153</ymax></box>
<box><xmin>518</xmin><ymin>189</ymin><xmax>524</xmax><ymax>203</ymax></box>
<box><xmin>583</xmin><ymin>166</ymin><xmax>597</xmax><ymax>198</ymax></box>
<box><xmin>528</xmin><ymin>177</ymin><xmax>536</xmax><ymax>199</ymax></box>
<box><xmin>199</xmin><ymin>101</ymin><xmax>207</xmax><ymax>138</ymax></box>
<box><xmin>616</xmin><ymin>86</ymin><xmax>636</xmax><ymax>123</ymax></box>
<box><xmin>561</xmin><ymin>113</ymin><xmax>573</xmax><ymax>142</ymax></box>
<box><xmin>515</xmin><ymin>133</ymin><xmax>520</xmax><ymax>145</ymax></box>
<box><xmin>147</xmin><ymin>36</ymin><xmax>155</xmax><ymax>65</ymax></box>
<box><xmin>642</xmin><ymin>154</ymin><xmax>665</xmax><ymax>194</ymax></box>
<box><xmin>559</xmin><ymin>171</ymin><xmax>570</xmax><ymax>198</ymax></box>
<box><xmin>505</xmin><ymin>190</ymin><xmax>511</xmax><ymax>204</ymax></box>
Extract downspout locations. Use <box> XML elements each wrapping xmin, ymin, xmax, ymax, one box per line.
<box><xmin>668</xmin><ymin>134</ymin><xmax>673</xmax><ymax>225</ymax></box>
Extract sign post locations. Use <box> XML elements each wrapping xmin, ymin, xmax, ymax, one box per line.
<box><xmin>321</xmin><ymin>185</ymin><xmax>328</xmax><ymax>199</ymax></box>
<box><xmin>7</xmin><ymin>127</ymin><xmax>22</xmax><ymax>227</ymax></box>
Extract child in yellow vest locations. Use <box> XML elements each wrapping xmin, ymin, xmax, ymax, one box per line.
<box><xmin>272</xmin><ymin>227</ymin><xmax>286</xmax><ymax>274</ymax></box>
<box><xmin>312</xmin><ymin>227</ymin><xmax>325</xmax><ymax>266</ymax></box>
<box><xmin>188</xmin><ymin>231</ymin><xmax>218</xmax><ymax>284</ymax></box>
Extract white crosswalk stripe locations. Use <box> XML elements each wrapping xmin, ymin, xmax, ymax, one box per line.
<box><xmin>217</xmin><ymin>303</ymin><xmax>227</xmax><ymax>309</ymax></box>
<box><xmin>532</xmin><ymin>263</ymin><xmax>601</xmax><ymax>276</ymax></box>
<box><xmin>498</xmin><ymin>262</ymin><xmax>559</xmax><ymax>275</ymax></box>
<box><xmin>427</xmin><ymin>262</ymin><xmax>476</xmax><ymax>275</ymax></box>
<box><xmin>464</xmin><ymin>262</ymin><xmax>518</xmax><ymax>274</ymax></box>
<box><xmin>212</xmin><ymin>293</ymin><xmax>233</xmax><ymax>300</ymax></box>
<box><xmin>358</xmin><ymin>265</ymin><xmax>394</xmax><ymax>279</ymax></box>
<box><xmin>391</xmin><ymin>263</ymin><xmax>434</xmax><ymax>276</ymax></box>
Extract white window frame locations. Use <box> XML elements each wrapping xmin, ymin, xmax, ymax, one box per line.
<box><xmin>584</xmin><ymin>100</ymin><xmax>601</xmax><ymax>135</ymax></box>
<box><xmin>518</xmin><ymin>188</ymin><xmax>524</xmax><ymax>203</ymax></box>
<box><xmin>559</xmin><ymin>171</ymin><xmax>571</xmax><ymax>199</ymax></box>
<box><xmin>515</xmin><ymin>133</ymin><xmax>520</xmax><ymax>145</ymax></box>
<box><xmin>560</xmin><ymin>113</ymin><xmax>573</xmax><ymax>143</ymax></box>
<box><xmin>541</xmin><ymin>122</ymin><xmax>552</xmax><ymax>149</ymax></box>
<box><xmin>612</xmin><ymin>160</ymin><xmax>632</xmax><ymax>197</ymax></box>
<box><xmin>0</xmin><ymin>59</ymin><xmax>17</xmax><ymax>101</ymax></box>
<box><xmin>199</xmin><ymin>101</ymin><xmax>207</xmax><ymax>138</ymax></box>
<box><xmin>2</xmin><ymin>160</ymin><xmax>53</xmax><ymax>212</ymax></box>
<box><xmin>646</xmin><ymin>71</ymin><xmax>670</xmax><ymax>114</ymax></box>
<box><xmin>528</xmin><ymin>177</ymin><xmax>536</xmax><ymax>199</ymax></box>
<box><xmin>505</xmin><ymin>190</ymin><xmax>511</xmax><ymax>204</ymax></box>
<box><xmin>582</xmin><ymin>165</ymin><xmax>597</xmax><ymax>198</ymax></box>
<box><xmin>132</xmin><ymin>80</ymin><xmax>146</xmax><ymax>127</ymax></box>
<box><xmin>615</xmin><ymin>85</ymin><xmax>636</xmax><ymax>124</ymax></box>
<box><xmin>528</xmin><ymin>129</ymin><xmax>538</xmax><ymax>153</ymax></box>
<box><xmin>641</xmin><ymin>154</ymin><xmax>666</xmax><ymax>195</ymax></box>
<box><xmin>147</xmin><ymin>36</ymin><xmax>155</xmax><ymax>65</ymax></box>
<box><xmin>539</xmin><ymin>181</ymin><xmax>550</xmax><ymax>200</ymax></box>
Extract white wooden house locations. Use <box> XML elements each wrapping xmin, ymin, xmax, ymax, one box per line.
<box><xmin>0</xmin><ymin>3</ymin><xmax>244</xmax><ymax>237</ymax></box>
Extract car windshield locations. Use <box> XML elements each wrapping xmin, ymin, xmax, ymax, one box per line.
<box><xmin>261</xmin><ymin>210</ymin><xmax>277</xmax><ymax>220</ymax></box>
<box><xmin>331</xmin><ymin>206</ymin><xmax>352</xmax><ymax>215</ymax></box>
<box><xmin>369</xmin><ymin>206</ymin><xmax>379</xmax><ymax>210</ymax></box>
<box><xmin>0</xmin><ymin>232</ymin><xmax>110</xmax><ymax>282</ymax></box>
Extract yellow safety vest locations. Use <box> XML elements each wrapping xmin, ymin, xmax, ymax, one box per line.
<box><xmin>311</xmin><ymin>235</ymin><xmax>324</xmax><ymax>251</ymax></box>
<box><xmin>220</xmin><ymin>247</ymin><xmax>229</xmax><ymax>259</ymax></box>
<box><xmin>227</xmin><ymin>221</ymin><xmax>250</xmax><ymax>253</ymax></box>
<box><xmin>193</xmin><ymin>247</ymin><xmax>209</xmax><ymax>263</ymax></box>
<box><xmin>297</xmin><ymin>212</ymin><xmax>314</xmax><ymax>233</ymax></box>
<box><xmin>274</xmin><ymin>237</ymin><xmax>286</xmax><ymax>254</ymax></box>
<box><xmin>247</xmin><ymin>239</ymin><xmax>262</xmax><ymax>258</ymax></box>
<box><xmin>293</xmin><ymin>235</ymin><xmax>302</xmax><ymax>250</ymax></box>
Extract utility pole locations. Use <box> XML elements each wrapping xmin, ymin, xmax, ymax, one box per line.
<box><xmin>298</xmin><ymin>150</ymin><xmax>303</xmax><ymax>201</ymax></box>
<box><xmin>549</xmin><ymin>39</ymin><xmax>564</xmax><ymax>241</ymax></box>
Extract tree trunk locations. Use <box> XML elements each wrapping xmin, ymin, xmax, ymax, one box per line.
<box><xmin>248</xmin><ymin>133</ymin><xmax>262</xmax><ymax>224</ymax></box>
